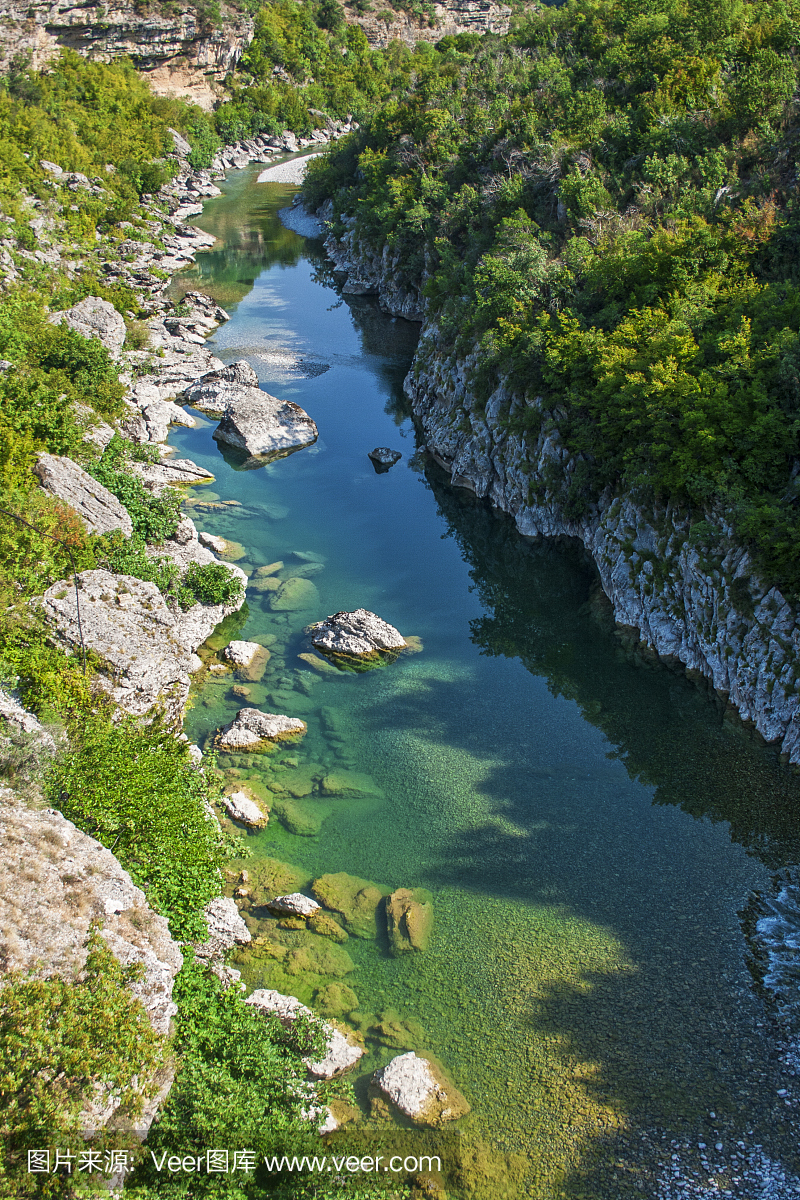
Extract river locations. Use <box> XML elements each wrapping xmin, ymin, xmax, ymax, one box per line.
<box><xmin>166</xmin><ymin>165</ymin><xmax>800</xmax><ymax>1199</ymax></box>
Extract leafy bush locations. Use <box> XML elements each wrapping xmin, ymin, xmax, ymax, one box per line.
<box><xmin>178</xmin><ymin>561</ymin><xmax>245</xmax><ymax>610</ymax></box>
<box><xmin>89</xmin><ymin>436</ymin><xmax>181</xmax><ymax>544</ymax></box>
<box><xmin>45</xmin><ymin>712</ymin><xmax>229</xmax><ymax>939</ymax></box>
<box><xmin>0</xmin><ymin>931</ymin><xmax>164</xmax><ymax>1197</ymax></box>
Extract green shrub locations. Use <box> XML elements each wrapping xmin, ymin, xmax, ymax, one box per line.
<box><xmin>178</xmin><ymin>561</ymin><xmax>245</xmax><ymax>610</ymax></box>
<box><xmin>0</xmin><ymin>931</ymin><xmax>164</xmax><ymax>1197</ymax></box>
<box><xmin>89</xmin><ymin>436</ymin><xmax>181</xmax><ymax>544</ymax></box>
<box><xmin>45</xmin><ymin>712</ymin><xmax>229</xmax><ymax>939</ymax></box>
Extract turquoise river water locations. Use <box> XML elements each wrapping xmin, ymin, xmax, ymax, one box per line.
<box><xmin>167</xmin><ymin>166</ymin><xmax>800</xmax><ymax>1199</ymax></box>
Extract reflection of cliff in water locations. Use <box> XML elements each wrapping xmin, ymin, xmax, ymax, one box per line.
<box><xmin>427</xmin><ymin>463</ymin><xmax>800</xmax><ymax>869</ymax></box>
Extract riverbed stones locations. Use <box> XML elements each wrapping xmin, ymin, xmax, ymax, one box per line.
<box><xmin>371</xmin><ymin>1052</ymin><xmax>470</xmax><ymax>1127</ymax></box>
<box><xmin>245</xmin><ymin>988</ymin><xmax>365</xmax><ymax>1078</ymax></box>
<box><xmin>214</xmin><ymin>708</ymin><xmax>307</xmax><ymax>751</ymax></box>
<box><xmin>308</xmin><ymin>609</ymin><xmax>407</xmax><ymax>663</ymax></box>
<box><xmin>307</xmin><ymin>910</ymin><xmax>349</xmax><ymax>942</ymax></box>
<box><xmin>385</xmin><ymin>888</ymin><xmax>434</xmax><ymax>955</ymax></box>
<box><xmin>212</xmin><ymin>389</ymin><xmax>318</xmax><ymax>461</ymax></box>
<box><xmin>271</xmin><ymin>798</ymin><xmax>321</xmax><ymax>836</ymax></box>
<box><xmin>222</xmin><ymin>639</ymin><xmax>271</xmax><ymax>681</ymax></box>
<box><xmin>221</xmin><ymin>790</ymin><xmax>268</xmax><ymax>827</ymax></box>
<box><xmin>269</xmin><ymin>576</ymin><xmax>319</xmax><ymax>611</ymax></box>
<box><xmin>319</xmin><ymin>770</ymin><xmax>382</xmax><ymax>799</ymax></box>
<box><xmin>33</xmin><ymin>454</ymin><xmax>134</xmax><ymax>537</ymax></box>
<box><xmin>314</xmin><ymin>982</ymin><xmax>359</xmax><ymax>1015</ymax></box>
<box><xmin>311</xmin><ymin>872</ymin><xmax>389</xmax><ymax>939</ymax></box>
<box><xmin>267</xmin><ymin>893</ymin><xmax>321</xmax><ymax>917</ymax></box>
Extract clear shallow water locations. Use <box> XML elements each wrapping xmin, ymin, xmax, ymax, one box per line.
<box><xmin>170</xmin><ymin>168</ymin><xmax>800</xmax><ymax>1198</ymax></box>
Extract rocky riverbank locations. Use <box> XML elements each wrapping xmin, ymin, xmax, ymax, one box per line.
<box><xmin>318</xmin><ymin>217</ymin><xmax>800</xmax><ymax>768</ymax></box>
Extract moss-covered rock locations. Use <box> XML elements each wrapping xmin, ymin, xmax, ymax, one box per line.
<box><xmin>270</xmin><ymin>577</ymin><xmax>320</xmax><ymax>611</ymax></box>
<box><xmin>319</xmin><ymin>770</ymin><xmax>383</xmax><ymax>799</ymax></box>
<box><xmin>314</xmin><ymin>982</ymin><xmax>359</xmax><ymax>1015</ymax></box>
<box><xmin>284</xmin><ymin>939</ymin><xmax>355</xmax><ymax>978</ymax></box>
<box><xmin>272</xmin><ymin>798</ymin><xmax>322</xmax><ymax>836</ymax></box>
<box><xmin>385</xmin><ymin>887</ymin><xmax>434</xmax><ymax>954</ymax></box>
<box><xmin>311</xmin><ymin>871</ymin><xmax>389</xmax><ymax>939</ymax></box>
<box><xmin>307</xmin><ymin>909</ymin><xmax>349</xmax><ymax>943</ymax></box>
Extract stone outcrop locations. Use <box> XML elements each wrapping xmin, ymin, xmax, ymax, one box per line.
<box><xmin>308</xmin><ymin>609</ymin><xmax>407</xmax><ymax>660</ymax></box>
<box><xmin>385</xmin><ymin>887</ymin><xmax>434</xmax><ymax>955</ymax></box>
<box><xmin>0</xmin><ymin>688</ymin><xmax>56</xmax><ymax>755</ymax></box>
<box><xmin>371</xmin><ymin>1052</ymin><xmax>470</xmax><ymax>1127</ymax></box>
<box><xmin>214</xmin><ymin>707</ymin><xmax>307</xmax><ymax>751</ymax></box>
<box><xmin>245</xmin><ymin>987</ymin><xmax>365</xmax><ymax>1078</ymax></box>
<box><xmin>221</xmin><ymin>790</ymin><xmax>268</xmax><ymax>826</ymax></box>
<box><xmin>325</xmin><ymin>219</ymin><xmax>425</xmax><ymax>321</ymax></box>
<box><xmin>0</xmin><ymin>799</ymin><xmax>183</xmax><ymax>1036</ymax></box>
<box><xmin>368</xmin><ymin>446</ymin><xmax>402</xmax><ymax>471</ymax></box>
<box><xmin>128</xmin><ymin>457</ymin><xmax>215</xmax><ymax>490</ymax></box>
<box><xmin>212</xmin><ymin>390</ymin><xmax>318</xmax><ymax>462</ymax></box>
<box><xmin>40</xmin><ymin>569</ymin><xmax>243</xmax><ymax>720</ymax></box>
<box><xmin>346</xmin><ymin>0</ymin><xmax>510</xmax><ymax>49</ymax></box>
<box><xmin>33</xmin><ymin>453</ymin><xmax>133</xmax><ymax>537</ymax></box>
<box><xmin>195</xmin><ymin>895</ymin><xmax>252</xmax><ymax>964</ymax></box>
<box><xmin>48</xmin><ymin>296</ymin><xmax>126</xmax><ymax>357</ymax></box>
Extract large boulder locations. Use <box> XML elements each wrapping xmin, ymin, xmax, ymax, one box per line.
<box><xmin>308</xmin><ymin>609</ymin><xmax>407</xmax><ymax>663</ymax></box>
<box><xmin>184</xmin><ymin>360</ymin><xmax>260</xmax><ymax>412</ymax></box>
<box><xmin>33</xmin><ymin>454</ymin><xmax>133</xmax><ymax>537</ymax></box>
<box><xmin>214</xmin><ymin>707</ymin><xmax>307</xmax><ymax>752</ymax></box>
<box><xmin>385</xmin><ymin>888</ymin><xmax>434</xmax><ymax>954</ymax></box>
<box><xmin>0</xmin><ymin>800</ymin><xmax>182</xmax><ymax>1036</ymax></box>
<box><xmin>40</xmin><ymin>569</ymin><xmax>242</xmax><ymax>721</ymax></box>
<box><xmin>371</xmin><ymin>1052</ymin><xmax>470</xmax><ymax>1127</ymax></box>
<box><xmin>245</xmin><ymin>988</ymin><xmax>364</xmax><ymax>1079</ymax></box>
<box><xmin>48</xmin><ymin>296</ymin><xmax>126</xmax><ymax>358</ymax></box>
<box><xmin>210</xmin><ymin>388</ymin><xmax>318</xmax><ymax>461</ymax></box>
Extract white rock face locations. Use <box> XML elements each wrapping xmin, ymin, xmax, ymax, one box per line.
<box><xmin>0</xmin><ymin>800</ymin><xmax>182</xmax><ymax>1036</ymax></box>
<box><xmin>215</xmin><ymin>707</ymin><xmax>307</xmax><ymax>750</ymax></box>
<box><xmin>213</xmin><ymin>390</ymin><xmax>318</xmax><ymax>460</ymax></box>
<box><xmin>185</xmin><ymin>360</ymin><xmax>260</xmax><ymax>412</ymax></box>
<box><xmin>128</xmin><ymin>457</ymin><xmax>215</xmax><ymax>490</ymax></box>
<box><xmin>33</xmin><ymin>453</ymin><xmax>133</xmax><ymax>537</ymax></box>
<box><xmin>267</xmin><ymin>893</ymin><xmax>320</xmax><ymax>917</ymax></box>
<box><xmin>309</xmin><ymin>609</ymin><xmax>407</xmax><ymax>657</ymax></box>
<box><xmin>221</xmin><ymin>790</ymin><xmax>267</xmax><ymax>826</ymax></box>
<box><xmin>40</xmin><ymin>569</ymin><xmax>243</xmax><ymax>721</ymax></box>
<box><xmin>372</xmin><ymin>1051</ymin><xmax>470</xmax><ymax>1126</ymax></box>
<box><xmin>199</xmin><ymin>531</ymin><xmax>228</xmax><ymax>553</ymax></box>
<box><xmin>245</xmin><ymin>988</ymin><xmax>364</xmax><ymax>1079</ymax></box>
<box><xmin>0</xmin><ymin>687</ymin><xmax>56</xmax><ymax>753</ymax></box>
<box><xmin>48</xmin><ymin>295</ymin><xmax>126</xmax><ymax>357</ymax></box>
<box><xmin>196</xmin><ymin>896</ymin><xmax>252</xmax><ymax>963</ymax></box>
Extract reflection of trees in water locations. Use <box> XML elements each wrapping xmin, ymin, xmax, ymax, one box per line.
<box><xmin>428</xmin><ymin>464</ymin><xmax>800</xmax><ymax>868</ymax></box>
<box><xmin>339</xmin><ymin>293</ymin><xmax>421</xmax><ymax>426</ymax></box>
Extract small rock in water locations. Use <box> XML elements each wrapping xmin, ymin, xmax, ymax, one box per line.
<box><xmin>308</xmin><ymin>609</ymin><xmax>408</xmax><ymax>662</ymax></box>
<box><xmin>368</xmin><ymin>447</ymin><xmax>402</xmax><ymax>473</ymax></box>
<box><xmin>267</xmin><ymin>892</ymin><xmax>321</xmax><ymax>917</ymax></box>
<box><xmin>221</xmin><ymin>790</ymin><xmax>268</xmax><ymax>827</ymax></box>
<box><xmin>214</xmin><ymin>708</ymin><xmax>307</xmax><ymax>751</ymax></box>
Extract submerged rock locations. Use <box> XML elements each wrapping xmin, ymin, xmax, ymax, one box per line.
<box><xmin>308</xmin><ymin>609</ymin><xmax>407</xmax><ymax>664</ymax></box>
<box><xmin>221</xmin><ymin>790</ymin><xmax>268</xmax><ymax>827</ymax></box>
<box><xmin>215</xmin><ymin>707</ymin><xmax>307</xmax><ymax>751</ymax></box>
<box><xmin>311</xmin><ymin>871</ymin><xmax>388</xmax><ymax>939</ymax></box>
<box><xmin>33</xmin><ymin>453</ymin><xmax>133</xmax><ymax>537</ymax></box>
<box><xmin>385</xmin><ymin>888</ymin><xmax>434</xmax><ymax>954</ymax></box>
<box><xmin>270</xmin><ymin>577</ymin><xmax>320</xmax><ymax>611</ymax></box>
<box><xmin>371</xmin><ymin>1052</ymin><xmax>470</xmax><ymax>1127</ymax></box>
<box><xmin>368</xmin><ymin>447</ymin><xmax>402</xmax><ymax>473</ymax></box>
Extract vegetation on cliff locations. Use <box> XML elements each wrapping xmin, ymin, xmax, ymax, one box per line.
<box><xmin>305</xmin><ymin>0</ymin><xmax>800</xmax><ymax>597</ymax></box>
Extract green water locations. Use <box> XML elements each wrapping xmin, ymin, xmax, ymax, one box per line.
<box><xmin>169</xmin><ymin>167</ymin><xmax>800</xmax><ymax>1197</ymax></box>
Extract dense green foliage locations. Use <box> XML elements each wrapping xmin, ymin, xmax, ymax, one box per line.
<box><xmin>89</xmin><ymin>436</ymin><xmax>183</xmax><ymax>543</ymax></box>
<box><xmin>217</xmin><ymin>0</ymin><xmax>448</xmax><ymax>141</ymax></box>
<box><xmin>306</xmin><ymin>0</ymin><xmax>800</xmax><ymax>596</ymax></box>
<box><xmin>46</xmin><ymin>712</ymin><xmax>230</xmax><ymax>939</ymax></box>
<box><xmin>178</xmin><ymin>560</ymin><xmax>245</xmax><ymax>609</ymax></box>
<box><xmin>0</xmin><ymin>932</ymin><xmax>164</xmax><ymax>1198</ymax></box>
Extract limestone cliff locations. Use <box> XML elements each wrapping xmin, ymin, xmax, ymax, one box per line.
<box><xmin>0</xmin><ymin>0</ymin><xmax>253</xmax><ymax>108</ymax></box>
<box><xmin>345</xmin><ymin>0</ymin><xmax>511</xmax><ymax>49</ymax></box>
<box><xmin>322</xmin><ymin>223</ymin><xmax>800</xmax><ymax>765</ymax></box>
